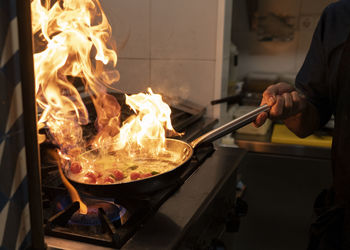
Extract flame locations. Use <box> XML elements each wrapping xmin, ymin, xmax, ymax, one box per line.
<box><xmin>32</xmin><ymin>0</ymin><xmax>120</xmax><ymax>153</ymax></box>
<box><xmin>31</xmin><ymin>0</ymin><xmax>181</xmax><ymax>207</ymax></box>
<box><xmin>54</xmin><ymin>150</ymin><xmax>88</xmax><ymax>214</ymax></box>
<box><xmin>90</xmin><ymin>88</ymin><xmax>180</xmax><ymax>157</ymax></box>
<box><xmin>116</xmin><ymin>88</ymin><xmax>175</xmax><ymax>154</ymax></box>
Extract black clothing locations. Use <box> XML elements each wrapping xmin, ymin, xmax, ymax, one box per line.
<box><xmin>306</xmin><ymin>32</ymin><xmax>350</xmax><ymax>249</ymax></box>
<box><xmin>296</xmin><ymin>0</ymin><xmax>350</xmax><ymax>203</ymax></box>
<box><xmin>296</xmin><ymin>1</ymin><xmax>350</xmax><ymax>249</ymax></box>
<box><xmin>296</xmin><ymin>0</ymin><xmax>350</xmax><ymax>128</ymax></box>
<box><xmin>308</xmin><ymin>189</ymin><xmax>345</xmax><ymax>250</ymax></box>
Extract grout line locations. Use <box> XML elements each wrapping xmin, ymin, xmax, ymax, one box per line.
<box><xmin>149</xmin><ymin>0</ymin><xmax>152</xmax><ymax>84</ymax></box>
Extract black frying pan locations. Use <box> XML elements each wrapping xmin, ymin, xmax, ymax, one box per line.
<box><xmin>66</xmin><ymin>104</ymin><xmax>270</xmax><ymax>198</ymax></box>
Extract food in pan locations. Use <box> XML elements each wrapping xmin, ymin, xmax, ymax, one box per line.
<box><xmin>66</xmin><ymin>149</ymin><xmax>182</xmax><ymax>184</ymax></box>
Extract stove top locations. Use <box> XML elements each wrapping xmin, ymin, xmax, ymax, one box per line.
<box><xmin>42</xmin><ymin>144</ymin><xmax>215</xmax><ymax>248</ymax></box>
<box><xmin>44</xmin><ymin>146</ymin><xmax>246</xmax><ymax>250</ymax></box>
<box><xmin>40</xmin><ymin>96</ymin><xmax>246</xmax><ymax>249</ymax></box>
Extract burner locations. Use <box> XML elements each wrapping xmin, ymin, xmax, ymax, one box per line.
<box><xmin>41</xmin><ymin>98</ymin><xmax>217</xmax><ymax>248</ymax></box>
<box><xmin>55</xmin><ymin>195</ymin><xmax>127</xmax><ymax>228</ymax></box>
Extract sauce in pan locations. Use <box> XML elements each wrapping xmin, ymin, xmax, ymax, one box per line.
<box><xmin>66</xmin><ymin>149</ymin><xmax>182</xmax><ymax>184</ymax></box>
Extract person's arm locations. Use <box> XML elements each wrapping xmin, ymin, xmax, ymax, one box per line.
<box><xmin>283</xmin><ymin>101</ymin><xmax>320</xmax><ymax>138</ymax></box>
<box><xmin>255</xmin><ymin>5</ymin><xmax>337</xmax><ymax>136</ymax></box>
<box><xmin>254</xmin><ymin>82</ymin><xmax>320</xmax><ymax>138</ymax></box>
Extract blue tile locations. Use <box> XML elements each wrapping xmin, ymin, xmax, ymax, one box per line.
<box><xmin>19</xmin><ymin>231</ymin><xmax>31</xmax><ymax>250</ymax></box>
<box><xmin>0</xmin><ymin>190</ymin><xmax>8</xmax><ymax>212</ymax></box>
<box><xmin>0</xmin><ymin>9</ymin><xmax>10</xmax><ymax>57</ymax></box>
<box><xmin>2</xmin><ymin>178</ymin><xmax>29</xmax><ymax>250</ymax></box>
<box><xmin>10</xmin><ymin>177</ymin><xmax>28</xmax><ymax>211</ymax></box>
<box><xmin>0</xmin><ymin>2</ymin><xmax>32</xmax><ymax>249</ymax></box>
<box><xmin>0</xmin><ymin>70</ymin><xmax>13</xmax><ymax>137</ymax></box>
<box><xmin>0</xmin><ymin>0</ymin><xmax>17</xmax><ymax>22</ymax></box>
<box><xmin>0</xmin><ymin>51</ymin><xmax>21</xmax><ymax>136</ymax></box>
<box><xmin>0</xmin><ymin>0</ymin><xmax>16</xmax><ymax>58</ymax></box>
<box><xmin>1</xmin><ymin>50</ymin><xmax>21</xmax><ymax>86</ymax></box>
<box><xmin>0</xmin><ymin>116</ymin><xmax>25</xmax><ymax>198</ymax></box>
<box><xmin>0</xmin><ymin>132</ymin><xmax>4</xmax><ymax>146</ymax></box>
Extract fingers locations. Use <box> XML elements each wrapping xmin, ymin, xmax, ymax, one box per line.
<box><xmin>268</xmin><ymin>91</ymin><xmax>305</xmax><ymax>120</ymax></box>
<box><xmin>263</xmin><ymin>82</ymin><xmax>294</xmax><ymax>101</ymax></box>
<box><xmin>270</xmin><ymin>95</ymin><xmax>285</xmax><ymax>118</ymax></box>
<box><xmin>267</xmin><ymin>96</ymin><xmax>276</xmax><ymax>106</ymax></box>
<box><xmin>254</xmin><ymin>82</ymin><xmax>304</xmax><ymax>126</ymax></box>
<box><xmin>262</xmin><ymin>86</ymin><xmax>277</xmax><ymax>103</ymax></box>
<box><xmin>291</xmin><ymin>91</ymin><xmax>305</xmax><ymax>111</ymax></box>
<box><xmin>274</xmin><ymin>82</ymin><xmax>295</xmax><ymax>94</ymax></box>
<box><xmin>283</xmin><ymin>92</ymin><xmax>293</xmax><ymax>113</ymax></box>
<box><xmin>254</xmin><ymin>112</ymin><xmax>268</xmax><ymax>127</ymax></box>
<box><xmin>254</xmin><ymin>90</ymin><xmax>276</xmax><ymax>127</ymax></box>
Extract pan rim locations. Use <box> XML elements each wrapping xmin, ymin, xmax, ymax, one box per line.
<box><xmin>65</xmin><ymin>138</ymin><xmax>193</xmax><ymax>186</ymax></box>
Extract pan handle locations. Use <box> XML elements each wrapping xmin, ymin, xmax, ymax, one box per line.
<box><xmin>190</xmin><ymin>104</ymin><xmax>270</xmax><ymax>149</ymax></box>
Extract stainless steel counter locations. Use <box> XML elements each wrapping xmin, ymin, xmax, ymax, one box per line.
<box><xmin>122</xmin><ymin>147</ymin><xmax>246</xmax><ymax>249</ymax></box>
<box><xmin>234</xmin><ymin>132</ymin><xmax>331</xmax><ymax>160</ymax></box>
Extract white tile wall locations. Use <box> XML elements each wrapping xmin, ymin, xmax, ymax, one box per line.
<box><xmin>101</xmin><ymin>0</ymin><xmax>150</xmax><ymax>59</ymax></box>
<box><xmin>150</xmin><ymin>0</ymin><xmax>218</xmax><ymax>60</ymax></box>
<box><xmin>150</xmin><ymin>59</ymin><xmax>216</xmax><ymax>112</ymax></box>
<box><xmin>100</xmin><ymin>0</ymin><xmax>230</xmax><ymax>117</ymax></box>
<box><xmin>114</xmin><ymin>58</ymin><xmax>150</xmax><ymax>94</ymax></box>
<box><xmin>223</xmin><ymin>0</ymin><xmax>234</xmax><ymax>59</ymax></box>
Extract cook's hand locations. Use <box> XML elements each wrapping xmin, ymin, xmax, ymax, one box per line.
<box><xmin>254</xmin><ymin>82</ymin><xmax>306</xmax><ymax>127</ymax></box>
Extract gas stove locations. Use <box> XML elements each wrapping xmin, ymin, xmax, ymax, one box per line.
<box><xmin>39</xmin><ymin>98</ymin><xmax>246</xmax><ymax>249</ymax></box>
<box><xmin>43</xmin><ymin>146</ymin><xmax>246</xmax><ymax>250</ymax></box>
<box><xmin>42</xmin><ymin>143</ymin><xmax>215</xmax><ymax>249</ymax></box>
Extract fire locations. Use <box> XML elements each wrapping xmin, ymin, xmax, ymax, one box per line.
<box><xmin>32</xmin><ymin>0</ymin><xmax>119</xmax><ymax>157</ymax></box>
<box><xmin>31</xmin><ymin>0</ymin><xmax>180</xmax><ymax>213</ymax></box>
<box><xmin>94</xmin><ymin>88</ymin><xmax>177</xmax><ymax>156</ymax></box>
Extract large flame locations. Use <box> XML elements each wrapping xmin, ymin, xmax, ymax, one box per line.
<box><xmin>113</xmin><ymin>88</ymin><xmax>175</xmax><ymax>155</ymax></box>
<box><xmin>31</xmin><ymin>0</ymin><xmax>180</xmax><ymax>213</ymax></box>
<box><xmin>32</xmin><ymin>0</ymin><xmax>120</xmax><ymax>155</ymax></box>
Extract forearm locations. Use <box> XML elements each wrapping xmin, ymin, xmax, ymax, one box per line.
<box><xmin>283</xmin><ymin>101</ymin><xmax>320</xmax><ymax>138</ymax></box>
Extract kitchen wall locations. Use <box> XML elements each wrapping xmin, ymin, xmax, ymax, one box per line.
<box><xmin>100</xmin><ymin>0</ymin><xmax>233</xmax><ymax>118</ymax></box>
<box><xmin>0</xmin><ymin>3</ymin><xmax>32</xmax><ymax>249</ymax></box>
<box><xmin>232</xmin><ymin>0</ymin><xmax>336</xmax><ymax>81</ymax></box>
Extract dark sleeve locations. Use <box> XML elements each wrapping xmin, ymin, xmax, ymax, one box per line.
<box><xmin>295</xmin><ymin>8</ymin><xmax>333</xmax><ymax>127</ymax></box>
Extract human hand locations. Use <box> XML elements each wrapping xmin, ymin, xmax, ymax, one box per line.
<box><xmin>254</xmin><ymin>82</ymin><xmax>306</xmax><ymax>127</ymax></box>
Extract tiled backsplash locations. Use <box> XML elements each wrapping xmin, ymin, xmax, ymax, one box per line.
<box><xmin>232</xmin><ymin>0</ymin><xmax>336</xmax><ymax>81</ymax></box>
<box><xmin>150</xmin><ymin>59</ymin><xmax>216</xmax><ymax>105</ymax></box>
<box><xmin>150</xmin><ymin>0</ymin><xmax>218</xmax><ymax>60</ymax></box>
<box><xmin>102</xmin><ymin>0</ymin><xmax>150</xmax><ymax>59</ymax></box>
<box><xmin>101</xmin><ymin>0</ymin><xmax>232</xmax><ymax>117</ymax></box>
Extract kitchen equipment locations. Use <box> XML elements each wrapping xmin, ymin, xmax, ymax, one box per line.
<box><xmin>42</xmin><ymin>101</ymin><xmax>226</xmax><ymax>249</ymax></box>
<box><xmin>271</xmin><ymin>124</ymin><xmax>332</xmax><ymax>148</ymax></box>
<box><xmin>44</xmin><ymin>145</ymin><xmax>245</xmax><ymax>249</ymax></box>
<box><xmin>234</xmin><ymin>105</ymin><xmax>272</xmax><ymax>135</ymax></box>
<box><xmin>66</xmin><ymin>104</ymin><xmax>270</xmax><ymax>198</ymax></box>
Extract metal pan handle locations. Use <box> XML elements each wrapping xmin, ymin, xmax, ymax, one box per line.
<box><xmin>190</xmin><ymin>104</ymin><xmax>270</xmax><ymax>149</ymax></box>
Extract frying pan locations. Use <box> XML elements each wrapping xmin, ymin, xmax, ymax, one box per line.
<box><xmin>66</xmin><ymin>104</ymin><xmax>270</xmax><ymax>198</ymax></box>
